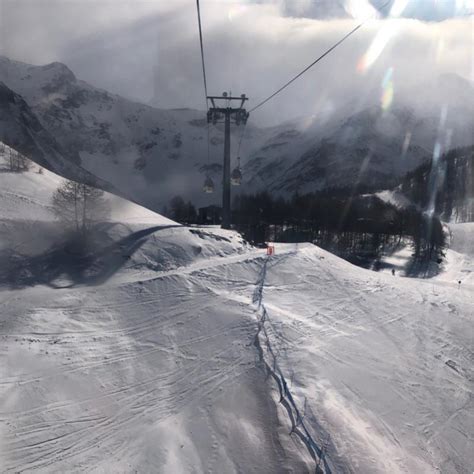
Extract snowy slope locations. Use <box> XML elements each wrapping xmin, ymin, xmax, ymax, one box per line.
<box><xmin>0</xmin><ymin>154</ymin><xmax>254</xmax><ymax>288</ymax></box>
<box><xmin>197</xmin><ymin>241</ymin><xmax>473</xmax><ymax>473</ymax></box>
<box><xmin>440</xmin><ymin>223</ymin><xmax>474</xmax><ymax>287</ymax></box>
<box><xmin>0</xmin><ymin>151</ymin><xmax>173</xmax><ymax>226</ymax></box>
<box><xmin>1</xmin><ymin>194</ymin><xmax>472</xmax><ymax>473</ymax></box>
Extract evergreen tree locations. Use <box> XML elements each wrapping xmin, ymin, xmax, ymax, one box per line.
<box><xmin>168</xmin><ymin>196</ymin><xmax>197</xmax><ymax>224</ymax></box>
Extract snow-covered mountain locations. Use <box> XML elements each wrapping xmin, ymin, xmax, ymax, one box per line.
<box><xmin>244</xmin><ymin>74</ymin><xmax>474</xmax><ymax>194</ymax></box>
<box><xmin>244</xmin><ymin>107</ymin><xmax>425</xmax><ymax>193</ymax></box>
<box><xmin>0</xmin><ymin>55</ymin><xmax>472</xmax><ymax>210</ymax></box>
<box><xmin>0</xmin><ymin>80</ymin><xmax>123</xmax><ymax>198</ymax></box>
<box><xmin>0</xmin><ymin>56</ymin><xmax>264</xmax><ymax>210</ymax></box>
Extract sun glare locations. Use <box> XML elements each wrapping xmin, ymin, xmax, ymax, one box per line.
<box><xmin>345</xmin><ymin>0</ymin><xmax>379</xmax><ymax>20</ymax></box>
<box><xmin>389</xmin><ymin>0</ymin><xmax>410</xmax><ymax>17</ymax></box>
<box><xmin>357</xmin><ymin>22</ymin><xmax>398</xmax><ymax>73</ymax></box>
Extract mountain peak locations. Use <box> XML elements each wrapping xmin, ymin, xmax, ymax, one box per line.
<box><xmin>40</xmin><ymin>61</ymin><xmax>76</xmax><ymax>82</ymax></box>
<box><xmin>0</xmin><ymin>56</ymin><xmax>77</xmax><ymax>91</ymax></box>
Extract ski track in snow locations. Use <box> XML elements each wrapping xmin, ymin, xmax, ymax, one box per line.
<box><xmin>0</xmin><ymin>243</ymin><xmax>311</xmax><ymax>473</ymax></box>
<box><xmin>0</xmin><ymin>220</ymin><xmax>473</xmax><ymax>472</ymax></box>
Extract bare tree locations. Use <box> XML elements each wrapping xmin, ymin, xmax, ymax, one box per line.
<box><xmin>16</xmin><ymin>153</ymin><xmax>31</xmax><ymax>171</ymax></box>
<box><xmin>52</xmin><ymin>180</ymin><xmax>110</xmax><ymax>233</ymax></box>
<box><xmin>8</xmin><ymin>148</ymin><xmax>14</xmax><ymax>171</ymax></box>
<box><xmin>1</xmin><ymin>145</ymin><xmax>31</xmax><ymax>172</ymax></box>
<box><xmin>0</xmin><ymin>142</ymin><xmax>6</xmax><ymax>170</ymax></box>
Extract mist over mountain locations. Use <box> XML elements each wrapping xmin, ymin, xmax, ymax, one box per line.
<box><xmin>0</xmin><ymin>56</ymin><xmax>255</xmax><ymax>209</ymax></box>
<box><xmin>0</xmin><ymin>55</ymin><xmax>472</xmax><ymax>212</ymax></box>
<box><xmin>245</xmin><ymin>73</ymin><xmax>474</xmax><ymax>195</ymax></box>
<box><xmin>2</xmin><ymin>1</ymin><xmax>471</xmax><ymax>127</ymax></box>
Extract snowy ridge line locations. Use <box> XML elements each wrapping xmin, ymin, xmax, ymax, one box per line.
<box><xmin>252</xmin><ymin>256</ymin><xmax>332</xmax><ymax>474</ymax></box>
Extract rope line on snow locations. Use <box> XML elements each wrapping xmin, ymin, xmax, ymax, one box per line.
<box><xmin>253</xmin><ymin>253</ymin><xmax>334</xmax><ymax>473</ymax></box>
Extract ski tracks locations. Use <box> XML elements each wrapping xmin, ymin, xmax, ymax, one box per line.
<box><xmin>251</xmin><ymin>252</ymin><xmax>335</xmax><ymax>474</ymax></box>
<box><xmin>1</xmin><ymin>263</ymin><xmax>259</xmax><ymax>471</ymax></box>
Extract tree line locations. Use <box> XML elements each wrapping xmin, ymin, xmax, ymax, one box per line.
<box><xmin>162</xmin><ymin>196</ymin><xmax>198</xmax><ymax>224</ymax></box>
<box><xmin>232</xmin><ymin>190</ymin><xmax>446</xmax><ymax>263</ymax></box>
<box><xmin>0</xmin><ymin>142</ymin><xmax>32</xmax><ymax>172</ymax></box>
<box><xmin>401</xmin><ymin>145</ymin><xmax>474</xmax><ymax>222</ymax></box>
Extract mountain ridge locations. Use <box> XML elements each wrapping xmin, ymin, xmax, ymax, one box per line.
<box><xmin>0</xmin><ymin>55</ymin><xmax>472</xmax><ymax>211</ymax></box>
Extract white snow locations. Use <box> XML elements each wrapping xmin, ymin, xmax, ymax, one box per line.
<box><xmin>439</xmin><ymin>223</ymin><xmax>474</xmax><ymax>287</ymax></box>
<box><xmin>249</xmin><ymin>243</ymin><xmax>473</xmax><ymax>473</ymax></box>
<box><xmin>0</xmin><ymin>158</ymin><xmax>173</xmax><ymax>226</ymax></box>
<box><xmin>374</xmin><ymin>189</ymin><xmax>416</xmax><ymax>210</ymax></box>
<box><xmin>0</xmin><ymin>166</ymin><xmax>472</xmax><ymax>473</ymax></box>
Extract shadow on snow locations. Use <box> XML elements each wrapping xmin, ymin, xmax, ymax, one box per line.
<box><xmin>0</xmin><ymin>224</ymin><xmax>180</xmax><ymax>289</ymax></box>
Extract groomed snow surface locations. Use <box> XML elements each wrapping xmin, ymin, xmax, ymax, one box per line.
<box><xmin>0</xmin><ymin>168</ymin><xmax>473</xmax><ymax>473</ymax></box>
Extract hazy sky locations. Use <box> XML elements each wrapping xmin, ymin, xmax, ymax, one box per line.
<box><xmin>0</xmin><ymin>0</ymin><xmax>472</xmax><ymax>125</ymax></box>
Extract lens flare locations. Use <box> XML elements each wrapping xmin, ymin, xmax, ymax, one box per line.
<box><xmin>389</xmin><ymin>0</ymin><xmax>409</xmax><ymax>18</ymax></box>
<box><xmin>357</xmin><ymin>22</ymin><xmax>397</xmax><ymax>73</ymax></box>
<box><xmin>381</xmin><ymin>67</ymin><xmax>394</xmax><ymax>110</ymax></box>
<box><xmin>426</xmin><ymin>105</ymin><xmax>451</xmax><ymax>216</ymax></box>
<box><xmin>356</xmin><ymin>0</ymin><xmax>410</xmax><ymax>75</ymax></box>
<box><xmin>445</xmin><ymin>129</ymin><xmax>453</xmax><ymax>150</ymax></box>
<box><xmin>401</xmin><ymin>131</ymin><xmax>412</xmax><ymax>157</ymax></box>
<box><xmin>433</xmin><ymin>141</ymin><xmax>442</xmax><ymax>164</ymax></box>
<box><xmin>345</xmin><ymin>0</ymin><xmax>379</xmax><ymax>20</ymax></box>
<box><xmin>438</xmin><ymin>105</ymin><xmax>448</xmax><ymax>131</ymax></box>
<box><xmin>436</xmin><ymin>38</ymin><xmax>446</xmax><ymax>63</ymax></box>
<box><xmin>427</xmin><ymin>140</ymin><xmax>443</xmax><ymax>216</ymax></box>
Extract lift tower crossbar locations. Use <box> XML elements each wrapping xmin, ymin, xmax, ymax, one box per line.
<box><xmin>207</xmin><ymin>93</ymin><xmax>249</xmax><ymax>230</ymax></box>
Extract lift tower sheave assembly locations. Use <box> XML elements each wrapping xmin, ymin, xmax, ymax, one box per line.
<box><xmin>207</xmin><ymin>93</ymin><xmax>249</xmax><ymax>230</ymax></box>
